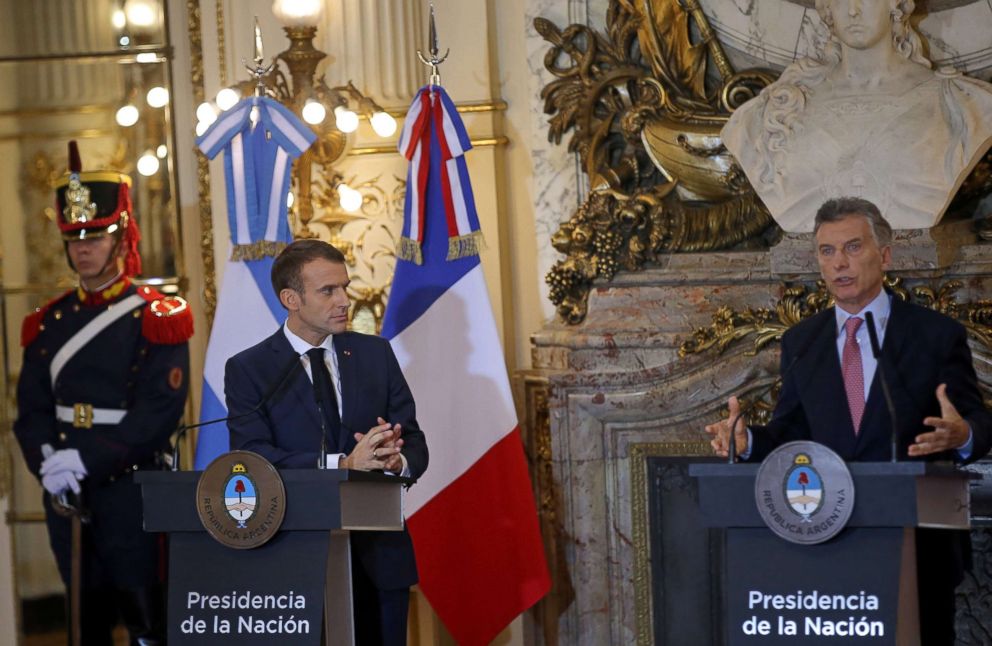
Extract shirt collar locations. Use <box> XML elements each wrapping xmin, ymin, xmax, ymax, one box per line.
<box><xmin>834</xmin><ymin>289</ymin><xmax>891</xmax><ymax>338</ymax></box>
<box><xmin>282</xmin><ymin>321</ymin><xmax>334</xmax><ymax>356</ymax></box>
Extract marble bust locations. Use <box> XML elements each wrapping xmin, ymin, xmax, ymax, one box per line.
<box><xmin>721</xmin><ymin>0</ymin><xmax>992</xmax><ymax>232</ymax></box>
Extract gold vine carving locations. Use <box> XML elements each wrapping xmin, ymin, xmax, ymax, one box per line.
<box><xmin>536</xmin><ymin>1</ymin><xmax>779</xmax><ymax>324</ymax></box>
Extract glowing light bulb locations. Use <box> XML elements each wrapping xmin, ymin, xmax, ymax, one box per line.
<box><xmin>156</xmin><ymin>145</ymin><xmax>168</xmax><ymax>159</ymax></box>
<box><xmin>272</xmin><ymin>0</ymin><xmax>325</xmax><ymax>27</ymax></box>
<box><xmin>111</xmin><ymin>10</ymin><xmax>126</xmax><ymax>29</ymax></box>
<box><xmin>216</xmin><ymin>88</ymin><xmax>240</xmax><ymax>111</ymax></box>
<box><xmin>124</xmin><ymin>0</ymin><xmax>158</xmax><ymax>28</ymax></box>
<box><xmin>196</xmin><ymin>102</ymin><xmax>218</xmax><ymax>124</ymax></box>
<box><xmin>338</xmin><ymin>184</ymin><xmax>363</xmax><ymax>212</ymax></box>
<box><xmin>195</xmin><ymin>121</ymin><xmax>210</xmax><ymax>137</ymax></box>
<box><xmin>137</xmin><ymin>152</ymin><xmax>160</xmax><ymax>176</ymax></box>
<box><xmin>115</xmin><ymin>105</ymin><xmax>140</xmax><ymax>127</ymax></box>
<box><xmin>146</xmin><ymin>86</ymin><xmax>169</xmax><ymax>108</ymax></box>
<box><xmin>286</xmin><ymin>192</ymin><xmax>295</xmax><ymax>208</ymax></box>
<box><xmin>135</xmin><ymin>53</ymin><xmax>159</xmax><ymax>63</ymax></box>
<box><xmin>302</xmin><ymin>100</ymin><xmax>326</xmax><ymax>125</ymax></box>
<box><xmin>334</xmin><ymin>106</ymin><xmax>359</xmax><ymax>133</ymax></box>
<box><xmin>370</xmin><ymin>111</ymin><xmax>397</xmax><ymax>138</ymax></box>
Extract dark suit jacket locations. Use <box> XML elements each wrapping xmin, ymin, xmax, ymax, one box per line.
<box><xmin>750</xmin><ymin>296</ymin><xmax>992</xmax><ymax>591</ymax></box>
<box><xmin>225</xmin><ymin>328</ymin><xmax>428</xmax><ymax>590</ymax></box>
<box><xmin>751</xmin><ymin>296</ymin><xmax>992</xmax><ymax>463</ymax></box>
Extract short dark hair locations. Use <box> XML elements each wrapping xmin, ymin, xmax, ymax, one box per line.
<box><xmin>813</xmin><ymin>197</ymin><xmax>892</xmax><ymax>247</ymax></box>
<box><xmin>271</xmin><ymin>239</ymin><xmax>346</xmax><ymax>297</ymax></box>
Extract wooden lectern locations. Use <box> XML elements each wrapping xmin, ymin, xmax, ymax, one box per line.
<box><xmin>689</xmin><ymin>461</ymin><xmax>972</xmax><ymax>646</ymax></box>
<box><xmin>136</xmin><ymin>468</ymin><xmax>408</xmax><ymax>645</ymax></box>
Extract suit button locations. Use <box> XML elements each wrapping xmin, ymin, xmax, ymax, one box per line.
<box><xmin>58</xmin><ymin>433</ymin><xmax>67</xmax><ymax>442</ymax></box>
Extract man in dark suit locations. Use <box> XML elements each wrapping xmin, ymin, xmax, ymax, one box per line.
<box><xmin>706</xmin><ymin>196</ymin><xmax>992</xmax><ymax>644</ymax></box>
<box><xmin>225</xmin><ymin>239</ymin><xmax>428</xmax><ymax>646</ymax></box>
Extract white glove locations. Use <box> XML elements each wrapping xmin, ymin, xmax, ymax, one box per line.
<box><xmin>40</xmin><ymin>448</ymin><xmax>87</xmax><ymax>479</ymax></box>
<box><xmin>41</xmin><ymin>470</ymin><xmax>81</xmax><ymax>495</ymax></box>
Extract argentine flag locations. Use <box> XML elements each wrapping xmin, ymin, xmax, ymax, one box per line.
<box><xmin>193</xmin><ymin>97</ymin><xmax>315</xmax><ymax>468</ymax></box>
<box><xmin>384</xmin><ymin>86</ymin><xmax>550</xmax><ymax>645</ymax></box>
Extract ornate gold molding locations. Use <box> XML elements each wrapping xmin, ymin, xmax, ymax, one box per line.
<box><xmin>546</xmin><ymin>188</ymin><xmax>774</xmax><ymax>324</ymax></box>
<box><xmin>0</xmin><ymin>104</ymin><xmax>114</xmax><ymax>118</ymax></box>
<box><xmin>517</xmin><ymin>375</ymin><xmax>574</xmax><ymax>646</ymax></box>
<box><xmin>188</xmin><ymin>0</ymin><xmax>218</xmax><ymax>325</ymax></box>
<box><xmin>629</xmin><ymin>441</ymin><xmax>713</xmax><ymax>646</ymax></box>
<box><xmin>348</xmin><ymin>136</ymin><xmax>508</xmax><ymax>157</ymax></box>
<box><xmin>0</xmin><ymin>129</ymin><xmax>115</xmax><ymax>143</ymax></box>
<box><xmin>215</xmin><ymin>0</ymin><xmax>227</xmax><ymax>86</ymax></box>
<box><xmin>299</xmin><ymin>173</ymin><xmax>408</xmax><ymax>334</ymax></box>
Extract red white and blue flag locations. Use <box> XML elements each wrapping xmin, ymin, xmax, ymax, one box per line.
<box><xmin>384</xmin><ymin>85</ymin><xmax>550</xmax><ymax>645</ymax></box>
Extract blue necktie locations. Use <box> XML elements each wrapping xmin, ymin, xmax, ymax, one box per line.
<box><xmin>306</xmin><ymin>347</ymin><xmax>342</xmax><ymax>450</ymax></box>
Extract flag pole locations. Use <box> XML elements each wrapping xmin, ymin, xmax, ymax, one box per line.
<box><xmin>244</xmin><ymin>16</ymin><xmax>276</xmax><ymax>97</ymax></box>
<box><xmin>416</xmin><ymin>2</ymin><xmax>449</xmax><ymax>88</ymax></box>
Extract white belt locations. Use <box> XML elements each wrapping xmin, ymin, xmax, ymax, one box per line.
<box><xmin>55</xmin><ymin>404</ymin><xmax>127</xmax><ymax>428</ymax></box>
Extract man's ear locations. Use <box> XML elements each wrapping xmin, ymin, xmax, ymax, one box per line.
<box><xmin>280</xmin><ymin>288</ymin><xmax>299</xmax><ymax>311</ymax></box>
<box><xmin>881</xmin><ymin>245</ymin><xmax>892</xmax><ymax>271</ymax></box>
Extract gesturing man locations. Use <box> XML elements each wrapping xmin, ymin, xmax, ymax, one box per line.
<box><xmin>225</xmin><ymin>239</ymin><xmax>428</xmax><ymax>645</ymax></box>
<box><xmin>706</xmin><ymin>197</ymin><xmax>992</xmax><ymax>644</ymax></box>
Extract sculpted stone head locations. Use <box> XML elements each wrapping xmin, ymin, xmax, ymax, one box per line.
<box><xmin>814</xmin><ymin>0</ymin><xmax>926</xmax><ymax>63</ymax></box>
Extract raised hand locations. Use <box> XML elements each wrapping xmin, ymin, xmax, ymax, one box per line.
<box><xmin>911</xmin><ymin>383</ymin><xmax>971</xmax><ymax>457</ymax></box>
<box><xmin>705</xmin><ymin>396</ymin><xmax>749</xmax><ymax>458</ymax></box>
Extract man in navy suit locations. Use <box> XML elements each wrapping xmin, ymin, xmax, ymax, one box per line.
<box><xmin>225</xmin><ymin>239</ymin><xmax>428</xmax><ymax>645</ymax></box>
<box><xmin>706</xmin><ymin>197</ymin><xmax>992</xmax><ymax>644</ymax></box>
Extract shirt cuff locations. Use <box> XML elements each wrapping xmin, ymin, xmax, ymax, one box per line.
<box><xmin>739</xmin><ymin>429</ymin><xmax>753</xmax><ymax>461</ymax></box>
<box><xmin>956</xmin><ymin>426</ymin><xmax>974</xmax><ymax>461</ymax></box>
<box><xmin>325</xmin><ymin>453</ymin><xmax>346</xmax><ymax>469</ymax></box>
<box><xmin>384</xmin><ymin>453</ymin><xmax>410</xmax><ymax>477</ymax></box>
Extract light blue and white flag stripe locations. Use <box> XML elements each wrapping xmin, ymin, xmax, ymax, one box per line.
<box><xmin>194</xmin><ymin>256</ymin><xmax>285</xmax><ymax>468</ymax></box>
<box><xmin>193</xmin><ymin>96</ymin><xmax>314</xmax><ymax>468</ymax></box>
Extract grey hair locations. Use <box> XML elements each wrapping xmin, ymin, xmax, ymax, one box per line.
<box><xmin>814</xmin><ymin>197</ymin><xmax>893</xmax><ymax>247</ymax></box>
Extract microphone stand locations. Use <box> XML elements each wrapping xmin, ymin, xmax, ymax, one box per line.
<box><xmin>864</xmin><ymin>311</ymin><xmax>898</xmax><ymax>462</ymax></box>
<box><xmin>726</xmin><ymin>377</ymin><xmax>778</xmax><ymax>464</ymax></box>
<box><xmin>725</xmin><ymin>314</ymin><xmax>832</xmax><ymax>463</ymax></box>
<box><xmin>171</xmin><ymin>352</ymin><xmax>303</xmax><ymax>470</ymax></box>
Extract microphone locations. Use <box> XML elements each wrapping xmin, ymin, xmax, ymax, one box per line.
<box><xmin>726</xmin><ymin>313</ymin><xmax>830</xmax><ymax>463</ymax></box>
<box><xmin>864</xmin><ymin>311</ymin><xmax>898</xmax><ymax>462</ymax></box>
<box><xmin>170</xmin><ymin>352</ymin><xmax>303</xmax><ymax>470</ymax></box>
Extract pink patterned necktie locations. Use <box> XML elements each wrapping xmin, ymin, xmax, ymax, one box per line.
<box><xmin>842</xmin><ymin>317</ymin><xmax>865</xmax><ymax>434</ymax></box>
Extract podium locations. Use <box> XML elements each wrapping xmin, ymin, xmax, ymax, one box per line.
<box><xmin>136</xmin><ymin>468</ymin><xmax>407</xmax><ymax>645</ymax></box>
<box><xmin>689</xmin><ymin>461</ymin><xmax>972</xmax><ymax>645</ymax></box>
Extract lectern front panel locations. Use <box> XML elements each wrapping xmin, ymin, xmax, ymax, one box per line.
<box><xmin>168</xmin><ymin>530</ymin><xmax>329</xmax><ymax>645</ymax></box>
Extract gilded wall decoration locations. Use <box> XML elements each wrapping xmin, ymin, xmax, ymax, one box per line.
<box><xmin>537</xmin><ymin>1</ymin><xmax>992</xmax><ymax>324</ymax></box>
<box><xmin>301</xmin><ymin>172</ymin><xmax>407</xmax><ymax>334</ymax></box>
<box><xmin>536</xmin><ymin>1</ymin><xmax>778</xmax><ymax>324</ymax></box>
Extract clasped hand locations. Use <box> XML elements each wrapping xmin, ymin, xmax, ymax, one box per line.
<box><xmin>342</xmin><ymin>417</ymin><xmax>405</xmax><ymax>473</ymax></box>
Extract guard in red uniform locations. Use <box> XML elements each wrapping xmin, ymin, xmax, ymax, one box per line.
<box><xmin>13</xmin><ymin>142</ymin><xmax>193</xmax><ymax>645</ymax></box>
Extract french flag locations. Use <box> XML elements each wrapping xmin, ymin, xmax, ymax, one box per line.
<box><xmin>384</xmin><ymin>86</ymin><xmax>550</xmax><ymax>645</ymax></box>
